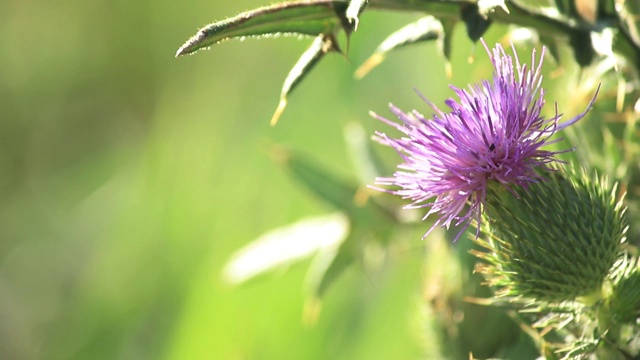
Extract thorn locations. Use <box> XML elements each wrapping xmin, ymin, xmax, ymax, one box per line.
<box><xmin>175</xmin><ymin>42</ymin><xmax>190</xmax><ymax>57</ymax></box>
<box><xmin>354</xmin><ymin>186</ymin><xmax>371</xmax><ymax>207</ymax></box>
<box><xmin>445</xmin><ymin>61</ymin><xmax>453</xmax><ymax>80</ymax></box>
<box><xmin>271</xmin><ymin>98</ymin><xmax>287</xmax><ymax>126</ymax></box>
<box><xmin>549</xmin><ymin>66</ymin><xmax>564</xmax><ymax>79</ymax></box>
<box><xmin>354</xmin><ymin>53</ymin><xmax>384</xmax><ymax>80</ymax></box>
<box><xmin>345</xmin><ymin>2</ymin><xmax>360</xmax><ymax>32</ymax></box>
<box><xmin>350</xmin><ymin>18</ymin><xmax>359</xmax><ymax>32</ymax></box>
<box><xmin>468</xmin><ymin>42</ymin><xmax>477</xmax><ymax>64</ymax></box>
<box><xmin>325</xmin><ymin>34</ymin><xmax>343</xmax><ymax>56</ymax></box>
<box><xmin>175</xmin><ymin>31</ymin><xmax>206</xmax><ymax>57</ymax></box>
<box><xmin>303</xmin><ymin>297</ymin><xmax>322</xmax><ymax>327</ymax></box>
<box><xmin>497</xmin><ymin>1</ymin><xmax>509</xmax><ymax>14</ymax></box>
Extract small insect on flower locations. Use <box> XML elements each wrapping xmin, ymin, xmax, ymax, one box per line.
<box><xmin>370</xmin><ymin>39</ymin><xmax>598</xmax><ymax>241</ymax></box>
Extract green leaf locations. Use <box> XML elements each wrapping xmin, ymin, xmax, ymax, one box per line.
<box><xmin>278</xmin><ymin>147</ymin><xmax>361</xmax><ymax>213</ymax></box>
<box><xmin>537</xmin><ymin>33</ymin><xmax>562</xmax><ymax>64</ymax></box>
<box><xmin>305</xmin><ymin>234</ymin><xmax>354</xmax><ymax>298</ymax></box>
<box><xmin>477</xmin><ymin>0</ymin><xmax>508</xmax><ymax>17</ymax></box>
<box><xmin>355</xmin><ymin>16</ymin><xmax>444</xmax><ymax>79</ymax></box>
<box><xmin>344</xmin><ymin>122</ymin><xmax>389</xmax><ymax>184</ymax></box>
<box><xmin>306</xmin><ymin>220</ymin><xmax>391</xmax><ymax>301</ymax></box>
<box><xmin>460</xmin><ymin>2</ymin><xmax>492</xmax><ymax>42</ymax></box>
<box><xmin>440</xmin><ymin>18</ymin><xmax>456</xmax><ymax>78</ymax></box>
<box><xmin>569</xmin><ymin>30</ymin><xmax>595</xmax><ymax>67</ymax></box>
<box><xmin>271</xmin><ymin>34</ymin><xmax>342</xmax><ymax>125</ymax></box>
<box><xmin>222</xmin><ymin>213</ymin><xmax>349</xmax><ymax>285</ymax></box>
<box><xmin>175</xmin><ymin>0</ymin><xmax>350</xmax><ymax>56</ymax></box>
<box><xmin>275</xmin><ymin>147</ymin><xmax>395</xmax><ymax>226</ymax></box>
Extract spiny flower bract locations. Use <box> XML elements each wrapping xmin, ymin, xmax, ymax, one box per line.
<box><xmin>476</xmin><ymin>167</ymin><xmax>627</xmax><ymax>302</ymax></box>
<box><xmin>371</xmin><ymin>39</ymin><xmax>597</xmax><ymax>240</ymax></box>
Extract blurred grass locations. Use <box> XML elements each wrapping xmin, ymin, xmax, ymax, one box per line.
<box><xmin>0</xmin><ymin>1</ymin><xmax>448</xmax><ymax>359</ymax></box>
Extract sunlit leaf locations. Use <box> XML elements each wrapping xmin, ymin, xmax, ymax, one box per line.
<box><xmin>176</xmin><ymin>0</ymin><xmax>350</xmax><ymax>56</ymax></box>
<box><xmin>355</xmin><ymin>16</ymin><xmax>444</xmax><ymax>79</ymax></box>
<box><xmin>271</xmin><ymin>34</ymin><xmax>342</xmax><ymax>125</ymax></box>
<box><xmin>477</xmin><ymin>0</ymin><xmax>508</xmax><ymax>17</ymax></box>
<box><xmin>223</xmin><ymin>213</ymin><xmax>349</xmax><ymax>285</ymax></box>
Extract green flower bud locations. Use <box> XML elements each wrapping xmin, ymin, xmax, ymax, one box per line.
<box><xmin>474</xmin><ymin>167</ymin><xmax>627</xmax><ymax>302</ymax></box>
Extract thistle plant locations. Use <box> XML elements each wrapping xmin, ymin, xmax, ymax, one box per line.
<box><xmin>473</xmin><ymin>167</ymin><xmax>632</xmax><ymax>357</ymax></box>
<box><xmin>370</xmin><ymin>40</ymin><xmax>596</xmax><ymax>241</ymax></box>
<box><xmin>177</xmin><ymin>0</ymin><xmax>640</xmax><ymax>358</ymax></box>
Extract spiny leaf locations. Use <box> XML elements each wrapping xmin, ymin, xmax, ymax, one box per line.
<box><xmin>485</xmin><ymin>0</ymin><xmax>617</xmax><ymax>69</ymax></box>
<box><xmin>271</xmin><ymin>34</ymin><xmax>342</xmax><ymax>125</ymax></box>
<box><xmin>176</xmin><ymin>0</ymin><xmax>350</xmax><ymax>56</ymax></box>
<box><xmin>355</xmin><ymin>16</ymin><xmax>444</xmax><ymax>79</ymax></box>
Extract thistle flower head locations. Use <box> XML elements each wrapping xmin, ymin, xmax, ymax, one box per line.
<box><xmin>475</xmin><ymin>167</ymin><xmax>627</xmax><ymax>302</ymax></box>
<box><xmin>372</xmin><ymin>39</ymin><xmax>597</xmax><ymax>240</ymax></box>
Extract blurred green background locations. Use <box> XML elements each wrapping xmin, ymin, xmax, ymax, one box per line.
<box><xmin>0</xmin><ymin>1</ymin><xmax>590</xmax><ymax>359</ymax></box>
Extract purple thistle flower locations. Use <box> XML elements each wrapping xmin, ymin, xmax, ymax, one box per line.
<box><xmin>371</xmin><ymin>39</ymin><xmax>598</xmax><ymax>240</ymax></box>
